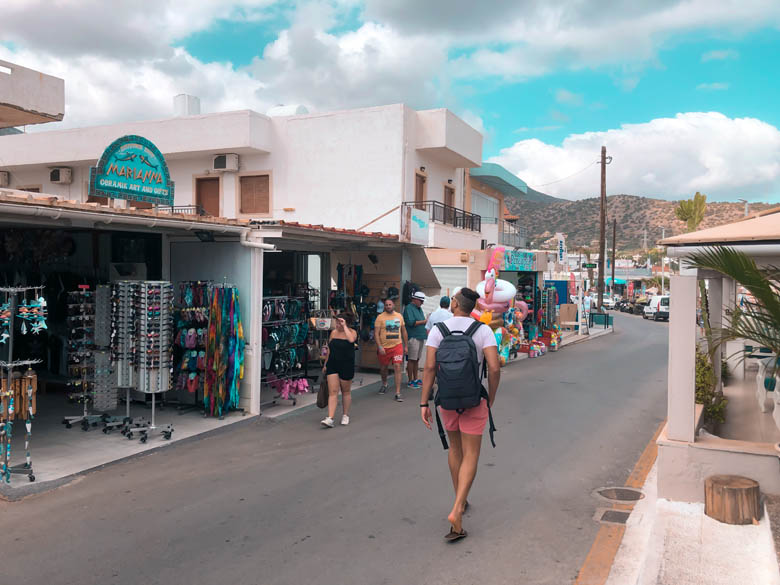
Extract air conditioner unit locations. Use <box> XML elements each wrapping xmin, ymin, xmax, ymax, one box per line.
<box><xmin>212</xmin><ymin>154</ymin><xmax>239</xmax><ymax>172</ymax></box>
<box><xmin>0</xmin><ymin>171</ymin><xmax>8</xmax><ymax>188</ymax></box>
<box><xmin>50</xmin><ymin>167</ymin><xmax>72</xmax><ymax>184</ymax></box>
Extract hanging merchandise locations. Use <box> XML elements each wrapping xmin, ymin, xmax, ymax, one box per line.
<box><xmin>261</xmin><ymin>294</ymin><xmax>311</xmax><ymax>408</ymax></box>
<box><xmin>204</xmin><ymin>285</ymin><xmax>245</xmax><ymax>418</ymax></box>
<box><xmin>173</xmin><ymin>281</ymin><xmax>212</xmax><ymax>412</ymax></box>
<box><xmin>0</xmin><ymin>286</ymin><xmax>43</xmax><ymax>483</ymax></box>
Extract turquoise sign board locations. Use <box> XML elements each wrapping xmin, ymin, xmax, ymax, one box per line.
<box><xmin>503</xmin><ymin>250</ymin><xmax>536</xmax><ymax>271</ymax></box>
<box><xmin>89</xmin><ymin>135</ymin><xmax>174</xmax><ymax>205</ymax></box>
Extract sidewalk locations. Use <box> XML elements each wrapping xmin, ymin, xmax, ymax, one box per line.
<box><xmin>606</xmin><ymin>462</ymin><xmax>780</xmax><ymax>585</ymax></box>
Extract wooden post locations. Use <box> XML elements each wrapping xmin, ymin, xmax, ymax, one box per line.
<box><xmin>704</xmin><ymin>475</ymin><xmax>761</xmax><ymax>525</ymax></box>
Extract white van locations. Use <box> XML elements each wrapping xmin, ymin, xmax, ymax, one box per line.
<box><xmin>643</xmin><ymin>295</ymin><xmax>670</xmax><ymax>321</ymax></box>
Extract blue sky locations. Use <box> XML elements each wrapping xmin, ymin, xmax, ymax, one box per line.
<box><xmin>2</xmin><ymin>0</ymin><xmax>780</xmax><ymax>202</ymax></box>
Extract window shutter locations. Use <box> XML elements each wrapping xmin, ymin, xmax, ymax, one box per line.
<box><xmin>240</xmin><ymin>175</ymin><xmax>270</xmax><ymax>214</ymax></box>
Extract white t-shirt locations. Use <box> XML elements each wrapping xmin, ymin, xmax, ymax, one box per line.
<box><xmin>426</xmin><ymin>316</ymin><xmax>497</xmax><ymax>367</ymax></box>
<box><xmin>425</xmin><ymin>307</ymin><xmax>453</xmax><ymax>332</ymax></box>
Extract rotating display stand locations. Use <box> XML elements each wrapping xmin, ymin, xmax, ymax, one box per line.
<box><xmin>0</xmin><ymin>286</ymin><xmax>45</xmax><ymax>483</ymax></box>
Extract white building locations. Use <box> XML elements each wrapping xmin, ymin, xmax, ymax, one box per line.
<box><xmin>0</xmin><ymin>103</ymin><xmax>489</xmax><ymax>249</ymax></box>
<box><xmin>0</xmin><ymin>59</ymin><xmax>64</xmax><ymax>130</ymax></box>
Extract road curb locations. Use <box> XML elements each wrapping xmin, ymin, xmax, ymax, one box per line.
<box><xmin>0</xmin><ymin>413</ymin><xmax>262</xmax><ymax>502</ymax></box>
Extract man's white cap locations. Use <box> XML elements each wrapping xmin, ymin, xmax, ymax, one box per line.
<box><xmin>412</xmin><ymin>291</ymin><xmax>426</xmax><ymax>301</ymax></box>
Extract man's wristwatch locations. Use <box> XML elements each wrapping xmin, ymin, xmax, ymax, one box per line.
<box><xmin>420</xmin><ymin>403</ymin><xmax>430</xmax><ymax>408</ymax></box>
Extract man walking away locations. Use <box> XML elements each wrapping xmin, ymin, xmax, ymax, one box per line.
<box><xmin>374</xmin><ymin>298</ymin><xmax>408</xmax><ymax>402</ymax></box>
<box><xmin>421</xmin><ymin>288</ymin><xmax>500</xmax><ymax>542</ymax></box>
<box><xmin>403</xmin><ymin>291</ymin><xmax>428</xmax><ymax>389</ymax></box>
<box><xmin>425</xmin><ymin>296</ymin><xmax>453</xmax><ymax>335</ymax></box>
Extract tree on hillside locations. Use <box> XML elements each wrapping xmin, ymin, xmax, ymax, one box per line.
<box><xmin>675</xmin><ymin>191</ymin><xmax>707</xmax><ymax>232</ymax></box>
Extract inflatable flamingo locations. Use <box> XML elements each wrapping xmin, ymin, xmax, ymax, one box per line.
<box><xmin>472</xmin><ymin>247</ymin><xmax>517</xmax><ymax>319</ymax></box>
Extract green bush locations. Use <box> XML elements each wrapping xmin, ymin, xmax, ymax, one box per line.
<box><xmin>696</xmin><ymin>348</ymin><xmax>728</xmax><ymax>424</ymax></box>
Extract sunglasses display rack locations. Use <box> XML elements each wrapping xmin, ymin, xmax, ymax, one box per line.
<box><xmin>63</xmin><ymin>288</ymin><xmax>105</xmax><ymax>431</ymax></box>
<box><xmin>260</xmin><ymin>295</ymin><xmax>311</xmax><ymax>409</ymax></box>
<box><xmin>105</xmin><ymin>281</ymin><xmax>139</xmax><ymax>434</ymax></box>
<box><xmin>172</xmin><ymin>281</ymin><xmax>212</xmax><ymax>414</ymax></box>
<box><xmin>132</xmin><ymin>281</ymin><xmax>174</xmax><ymax>442</ymax></box>
<box><xmin>0</xmin><ymin>286</ymin><xmax>44</xmax><ymax>484</ymax></box>
<box><xmin>92</xmin><ymin>285</ymin><xmax>117</xmax><ymax>413</ymax></box>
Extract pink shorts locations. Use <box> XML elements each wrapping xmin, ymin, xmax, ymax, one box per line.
<box><xmin>439</xmin><ymin>400</ymin><xmax>488</xmax><ymax>436</ymax></box>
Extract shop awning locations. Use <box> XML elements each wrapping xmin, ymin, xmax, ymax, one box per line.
<box><xmin>0</xmin><ymin>188</ymin><xmax>251</xmax><ymax>235</ymax></box>
<box><xmin>410</xmin><ymin>246</ymin><xmax>441</xmax><ymax>294</ymax></box>
<box><xmin>253</xmin><ymin>220</ymin><xmax>400</xmax><ymax>250</ymax></box>
<box><xmin>605</xmin><ymin>277</ymin><xmax>627</xmax><ymax>285</ymax></box>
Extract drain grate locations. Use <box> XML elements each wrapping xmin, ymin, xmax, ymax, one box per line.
<box><xmin>596</xmin><ymin>487</ymin><xmax>644</xmax><ymax>502</ymax></box>
<box><xmin>599</xmin><ymin>509</ymin><xmax>631</xmax><ymax>525</ymax></box>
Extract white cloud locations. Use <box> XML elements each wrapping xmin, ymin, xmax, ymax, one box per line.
<box><xmin>697</xmin><ymin>82</ymin><xmax>730</xmax><ymax>90</ymax></box>
<box><xmin>0</xmin><ymin>45</ymin><xmax>269</xmax><ymax>129</ymax></box>
<box><xmin>490</xmin><ymin>112</ymin><xmax>780</xmax><ymax>202</ymax></box>
<box><xmin>702</xmin><ymin>49</ymin><xmax>739</xmax><ymax>61</ymax></box>
<box><xmin>555</xmin><ymin>89</ymin><xmax>584</xmax><ymax>106</ymax></box>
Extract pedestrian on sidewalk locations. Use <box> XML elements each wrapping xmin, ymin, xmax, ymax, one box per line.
<box><xmin>420</xmin><ymin>288</ymin><xmax>500</xmax><ymax>542</ymax></box>
<box><xmin>425</xmin><ymin>296</ymin><xmax>453</xmax><ymax>335</ymax></box>
<box><xmin>374</xmin><ymin>298</ymin><xmax>408</xmax><ymax>402</ymax></box>
<box><xmin>320</xmin><ymin>313</ymin><xmax>357</xmax><ymax>428</ymax></box>
<box><xmin>403</xmin><ymin>291</ymin><xmax>428</xmax><ymax>389</ymax></box>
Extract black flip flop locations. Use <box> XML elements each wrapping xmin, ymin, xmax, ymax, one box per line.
<box><xmin>445</xmin><ymin>527</ymin><xmax>468</xmax><ymax>543</ymax></box>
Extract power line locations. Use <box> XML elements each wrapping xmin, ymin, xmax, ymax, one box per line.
<box><xmin>533</xmin><ymin>160</ymin><xmax>599</xmax><ymax>187</ymax></box>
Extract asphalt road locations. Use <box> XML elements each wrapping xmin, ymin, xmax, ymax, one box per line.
<box><xmin>1</xmin><ymin>312</ymin><xmax>668</xmax><ymax>585</ymax></box>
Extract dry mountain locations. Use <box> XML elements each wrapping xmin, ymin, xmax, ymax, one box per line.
<box><xmin>505</xmin><ymin>194</ymin><xmax>774</xmax><ymax>250</ymax></box>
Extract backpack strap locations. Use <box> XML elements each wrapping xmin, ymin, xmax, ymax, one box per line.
<box><xmin>434</xmin><ymin>406</ymin><xmax>449</xmax><ymax>450</ymax></box>
<box><xmin>464</xmin><ymin>320</ymin><xmax>482</xmax><ymax>338</ymax></box>
<box><xmin>435</xmin><ymin>322</ymin><xmax>452</xmax><ymax>337</ymax></box>
<box><xmin>480</xmin><ymin>387</ymin><xmax>497</xmax><ymax>448</ymax></box>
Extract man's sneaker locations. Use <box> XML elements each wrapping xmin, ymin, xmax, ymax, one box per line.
<box><xmin>378</xmin><ymin>384</ymin><xmax>388</xmax><ymax>394</ymax></box>
<box><xmin>394</xmin><ymin>394</ymin><xmax>404</xmax><ymax>402</ymax></box>
<box><xmin>414</xmin><ymin>379</ymin><xmax>423</xmax><ymax>386</ymax></box>
<box><xmin>341</xmin><ymin>415</ymin><xmax>350</xmax><ymax>426</ymax></box>
<box><xmin>320</xmin><ymin>417</ymin><xmax>334</xmax><ymax>428</ymax></box>
<box><xmin>407</xmin><ymin>380</ymin><xmax>418</xmax><ymax>388</ymax></box>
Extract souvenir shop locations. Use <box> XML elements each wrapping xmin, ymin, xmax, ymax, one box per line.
<box><xmin>252</xmin><ymin>221</ymin><xmax>440</xmax><ymax>407</ymax></box>
<box><xmin>0</xmin><ymin>190</ymin><xmax>261</xmax><ymax>488</ymax></box>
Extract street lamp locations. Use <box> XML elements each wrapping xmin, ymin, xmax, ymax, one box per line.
<box><xmin>737</xmin><ymin>198</ymin><xmax>749</xmax><ymax>218</ymax></box>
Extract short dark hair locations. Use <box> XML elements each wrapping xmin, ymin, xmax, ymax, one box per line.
<box><xmin>440</xmin><ymin>296</ymin><xmax>451</xmax><ymax>308</ymax></box>
<box><xmin>454</xmin><ymin>288</ymin><xmax>479</xmax><ymax>314</ymax></box>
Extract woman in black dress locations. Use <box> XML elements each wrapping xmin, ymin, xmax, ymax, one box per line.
<box><xmin>321</xmin><ymin>312</ymin><xmax>357</xmax><ymax>428</ymax></box>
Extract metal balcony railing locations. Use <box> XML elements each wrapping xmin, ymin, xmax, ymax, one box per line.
<box><xmin>158</xmin><ymin>205</ymin><xmax>207</xmax><ymax>216</ymax></box>
<box><xmin>403</xmin><ymin>201</ymin><xmax>481</xmax><ymax>232</ymax></box>
<box><xmin>499</xmin><ymin>221</ymin><xmax>527</xmax><ymax>248</ymax></box>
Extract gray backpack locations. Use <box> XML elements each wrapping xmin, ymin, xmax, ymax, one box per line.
<box><xmin>434</xmin><ymin>321</ymin><xmax>496</xmax><ymax>450</ymax></box>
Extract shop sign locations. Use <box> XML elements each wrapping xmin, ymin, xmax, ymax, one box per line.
<box><xmin>628</xmin><ymin>282</ymin><xmax>634</xmax><ymax>297</ymax></box>
<box><xmin>555</xmin><ymin>232</ymin><xmax>567</xmax><ymax>265</ymax></box>
<box><xmin>89</xmin><ymin>135</ymin><xmax>174</xmax><ymax>205</ymax></box>
<box><xmin>503</xmin><ymin>250</ymin><xmax>536</xmax><ymax>271</ymax></box>
<box><xmin>402</xmin><ymin>206</ymin><xmax>430</xmax><ymax>246</ymax></box>
<box><xmin>583</xmin><ymin>262</ymin><xmax>597</xmax><ymax>269</ymax></box>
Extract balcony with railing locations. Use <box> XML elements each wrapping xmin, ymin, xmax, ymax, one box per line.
<box><xmin>401</xmin><ymin>200</ymin><xmax>484</xmax><ymax>248</ymax></box>
<box><xmin>499</xmin><ymin>220</ymin><xmax>527</xmax><ymax>248</ymax></box>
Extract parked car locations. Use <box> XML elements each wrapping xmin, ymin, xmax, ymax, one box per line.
<box><xmin>643</xmin><ymin>295</ymin><xmax>670</xmax><ymax>321</ymax></box>
<box><xmin>602</xmin><ymin>296</ymin><xmax>616</xmax><ymax>310</ymax></box>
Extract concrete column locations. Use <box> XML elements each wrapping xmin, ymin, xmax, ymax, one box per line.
<box><xmin>248</xmin><ymin>244</ymin><xmax>264</xmax><ymax>415</ymax></box>
<box><xmin>668</xmin><ymin>274</ymin><xmax>698</xmax><ymax>442</ymax></box>
<box><xmin>709</xmin><ymin>277</ymin><xmax>723</xmax><ymax>391</ymax></box>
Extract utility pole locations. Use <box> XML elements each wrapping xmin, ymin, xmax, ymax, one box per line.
<box><xmin>611</xmin><ymin>218</ymin><xmax>616</xmax><ymax>297</ymax></box>
<box><xmin>660</xmin><ymin>226</ymin><xmax>666</xmax><ymax>295</ymax></box>
<box><xmin>597</xmin><ymin>146</ymin><xmax>609</xmax><ymax>311</ymax></box>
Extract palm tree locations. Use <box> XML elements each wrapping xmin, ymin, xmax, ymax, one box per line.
<box><xmin>688</xmin><ymin>247</ymin><xmax>780</xmax><ymax>377</ymax></box>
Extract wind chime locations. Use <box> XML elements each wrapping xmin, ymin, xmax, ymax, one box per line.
<box><xmin>0</xmin><ymin>286</ymin><xmax>45</xmax><ymax>483</ymax></box>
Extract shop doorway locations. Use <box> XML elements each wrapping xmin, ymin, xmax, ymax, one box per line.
<box><xmin>196</xmin><ymin>177</ymin><xmax>220</xmax><ymax>217</ymax></box>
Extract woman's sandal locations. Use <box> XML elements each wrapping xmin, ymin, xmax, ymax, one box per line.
<box><xmin>445</xmin><ymin>527</ymin><xmax>468</xmax><ymax>543</ymax></box>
